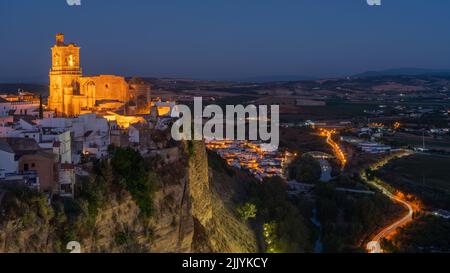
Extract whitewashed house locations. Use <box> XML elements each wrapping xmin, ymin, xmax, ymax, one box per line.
<box><xmin>0</xmin><ymin>140</ymin><xmax>18</xmax><ymax>178</ymax></box>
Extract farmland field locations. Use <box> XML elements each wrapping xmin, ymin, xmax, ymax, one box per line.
<box><xmin>374</xmin><ymin>154</ymin><xmax>450</xmax><ymax>209</ymax></box>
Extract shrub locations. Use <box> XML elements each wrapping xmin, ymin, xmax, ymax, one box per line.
<box><xmin>237</xmin><ymin>203</ymin><xmax>257</xmax><ymax>221</ymax></box>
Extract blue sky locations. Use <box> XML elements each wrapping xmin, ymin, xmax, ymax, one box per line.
<box><xmin>0</xmin><ymin>0</ymin><xmax>449</xmax><ymax>82</ymax></box>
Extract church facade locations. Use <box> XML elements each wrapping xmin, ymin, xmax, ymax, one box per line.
<box><xmin>48</xmin><ymin>33</ymin><xmax>149</xmax><ymax>117</ymax></box>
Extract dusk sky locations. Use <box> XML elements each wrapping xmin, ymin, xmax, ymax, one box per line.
<box><xmin>1</xmin><ymin>0</ymin><xmax>449</xmax><ymax>82</ymax></box>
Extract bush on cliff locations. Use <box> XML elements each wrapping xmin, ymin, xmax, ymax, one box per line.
<box><xmin>111</xmin><ymin>147</ymin><xmax>158</xmax><ymax>219</ymax></box>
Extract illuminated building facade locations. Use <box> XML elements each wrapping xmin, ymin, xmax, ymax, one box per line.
<box><xmin>48</xmin><ymin>33</ymin><xmax>148</xmax><ymax>117</ymax></box>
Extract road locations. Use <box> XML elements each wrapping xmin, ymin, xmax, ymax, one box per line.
<box><xmin>365</xmin><ymin>180</ymin><xmax>414</xmax><ymax>253</ymax></box>
<box><xmin>319</xmin><ymin>129</ymin><xmax>347</xmax><ymax>168</ymax></box>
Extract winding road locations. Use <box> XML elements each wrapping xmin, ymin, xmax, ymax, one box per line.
<box><xmin>362</xmin><ymin>152</ymin><xmax>417</xmax><ymax>253</ymax></box>
<box><xmin>319</xmin><ymin>129</ymin><xmax>347</xmax><ymax>168</ymax></box>
<box><xmin>317</xmin><ymin>130</ymin><xmax>415</xmax><ymax>253</ymax></box>
<box><xmin>366</xmin><ymin>180</ymin><xmax>414</xmax><ymax>253</ymax></box>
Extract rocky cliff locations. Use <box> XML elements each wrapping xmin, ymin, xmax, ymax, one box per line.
<box><xmin>187</xmin><ymin>141</ymin><xmax>258</xmax><ymax>253</ymax></box>
<box><xmin>0</xmin><ymin>141</ymin><xmax>257</xmax><ymax>253</ymax></box>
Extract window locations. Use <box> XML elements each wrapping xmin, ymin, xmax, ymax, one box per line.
<box><xmin>31</xmin><ymin>163</ymin><xmax>36</xmax><ymax>168</ymax></box>
<box><xmin>24</xmin><ymin>164</ymin><xmax>29</xmax><ymax>171</ymax></box>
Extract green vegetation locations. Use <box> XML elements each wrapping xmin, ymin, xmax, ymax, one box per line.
<box><xmin>60</xmin><ymin>146</ymin><xmax>158</xmax><ymax>246</ymax></box>
<box><xmin>237</xmin><ymin>203</ymin><xmax>257</xmax><ymax>221</ymax></box>
<box><xmin>288</xmin><ymin>155</ymin><xmax>322</xmax><ymax>183</ymax></box>
<box><xmin>111</xmin><ymin>147</ymin><xmax>159</xmax><ymax>219</ymax></box>
<box><xmin>313</xmin><ymin>183</ymin><xmax>403</xmax><ymax>252</ymax></box>
<box><xmin>0</xmin><ymin>147</ymin><xmax>159</xmax><ymax>253</ymax></box>
<box><xmin>247</xmin><ymin>177</ymin><xmax>313</xmax><ymax>253</ymax></box>
<box><xmin>207</xmin><ymin>151</ymin><xmax>314</xmax><ymax>252</ymax></box>
<box><xmin>263</xmin><ymin>222</ymin><xmax>279</xmax><ymax>253</ymax></box>
<box><xmin>115</xmin><ymin>231</ymin><xmax>128</xmax><ymax>246</ymax></box>
<box><xmin>0</xmin><ymin>183</ymin><xmax>54</xmax><ymax>226</ymax></box>
<box><xmin>381</xmin><ymin>215</ymin><xmax>450</xmax><ymax>253</ymax></box>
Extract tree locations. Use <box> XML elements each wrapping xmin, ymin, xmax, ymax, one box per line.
<box><xmin>289</xmin><ymin>155</ymin><xmax>321</xmax><ymax>183</ymax></box>
<box><xmin>237</xmin><ymin>203</ymin><xmax>257</xmax><ymax>221</ymax></box>
<box><xmin>249</xmin><ymin>177</ymin><xmax>313</xmax><ymax>252</ymax></box>
<box><xmin>111</xmin><ymin>147</ymin><xmax>157</xmax><ymax>219</ymax></box>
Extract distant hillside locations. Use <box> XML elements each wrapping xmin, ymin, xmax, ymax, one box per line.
<box><xmin>236</xmin><ymin>75</ymin><xmax>316</xmax><ymax>83</ymax></box>
<box><xmin>354</xmin><ymin>68</ymin><xmax>450</xmax><ymax>78</ymax></box>
<box><xmin>0</xmin><ymin>83</ymin><xmax>49</xmax><ymax>96</ymax></box>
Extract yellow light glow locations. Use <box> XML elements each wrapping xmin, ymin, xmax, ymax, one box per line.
<box><xmin>157</xmin><ymin>106</ymin><xmax>171</xmax><ymax>116</ymax></box>
<box><xmin>68</xmin><ymin>55</ymin><xmax>74</xmax><ymax>67</ymax></box>
<box><xmin>103</xmin><ymin>112</ymin><xmax>145</xmax><ymax>128</ymax></box>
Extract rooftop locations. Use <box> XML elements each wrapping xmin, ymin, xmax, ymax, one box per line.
<box><xmin>0</xmin><ymin>139</ymin><xmax>14</xmax><ymax>153</ymax></box>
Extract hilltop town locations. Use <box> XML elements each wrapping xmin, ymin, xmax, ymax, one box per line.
<box><xmin>1</xmin><ymin>34</ymin><xmax>450</xmax><ymax>254</ymax></box>
<box><xmin>0</xmin><ymin>34</ymin><xmax>178</xmax><ymax>198</ymax></box>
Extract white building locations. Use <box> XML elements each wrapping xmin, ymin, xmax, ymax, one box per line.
<box><xmin>0</xmin><ymin>140</ymin><xmax>18</xmax><ymax>178</ymax></box>
<box><xmin>39</xmin><ymin>129</ymin><xmax>72</xmax><ymax>164</ymax></box>
<box><xmin>0</xmin><ymin>118</ymin><xmax>40</xmax><ymax>142</ymax></box>
<box><xmin>37</xmin><ymin>114</ymin><xmax>111</xmax><ymax>160</ymax></box>
<box><xmin>75</xmin><ymin>114</ymin><xmax>110</xmax><ymax>158</ymax></box>
<box><xmin>1</xmin><ymin>100</ymin><xmax>39</xmax><ymax>116</ymax></box>
<box><xmin>129</xmin><ymin>124</ymin><xmax>140</xmax><ymax>144</ymax></box>
<box><xmin>358</xmin><ymin>142</ymin><xmax>391</xmax><ymax>154</ymax></box>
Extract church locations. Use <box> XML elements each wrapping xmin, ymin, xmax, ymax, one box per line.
<box><xmin>48</xmin><ymin>33</ymin><xmax>151</xmax><ymax>117</ymax></box>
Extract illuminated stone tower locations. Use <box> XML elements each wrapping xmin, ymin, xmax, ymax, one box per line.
<box><xmin>48</xmin><ymin>33</ymin><xmax>82</xmax><ymax>117</ymax></box>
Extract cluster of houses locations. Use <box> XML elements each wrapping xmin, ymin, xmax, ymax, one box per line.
<box><xmin>0</xmin><ymin>91</ymin><xmax>53</xmax><ymax>118</ymax></box>
<box><xmin>205</xmin><ymin>140</ymin><xmax>289</xmax><ymax>181</ymax></box>
<box><xmin>0</xmin><ymin>91</ymin><xmax>178</xmax><ymax>198</ymax></box>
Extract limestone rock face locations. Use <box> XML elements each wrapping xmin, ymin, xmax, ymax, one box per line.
<box><xmin>187</xmin><ymin>141</ymin><xmax>213</xmax><ymax>227</ymax></box>
<box><xmin>0</xmin><ymin>191</ymin><xmax>193</xmax><ymax>253</ymax></box>
<box><xmin>0</xmin><ymin>219</ymin><xmax>53</xmax><ymax>253</ymax></box>
<box><xmin>187</xmin><ymin>142</ymin><xmax>259</xmax><ymax>253</ymax></box>
<box><xmin>149</xmin><ymin>179</ymin><xmax>194</xmax><ymax>253</ymax></box>
<box><xmin>83</xmin><ymin>196</ymin><xmax>148</xmax><ymax>252</ymax></box>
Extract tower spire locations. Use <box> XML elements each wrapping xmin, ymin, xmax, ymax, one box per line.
<box><xmin>56</xmin><ymin>33</ymin><xmax>65</xmax><ymax>46</ymax></box>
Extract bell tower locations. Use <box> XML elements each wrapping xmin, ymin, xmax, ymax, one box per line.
<box><xmin>48</xmin><ymin>33</ymin><xmax>82</xmax><ymax>116</ymax></box>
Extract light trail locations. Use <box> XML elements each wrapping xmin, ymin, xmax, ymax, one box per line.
<box><xmin>365</xmin><ymin>180</ymin><xmax>414</xmax><ymax>253</ymax></box>
<box><xmin>319</xmin><ymin>129</ymin><xmax>347</xmax><ymax>168</ymax></box>
<box><xmin>362</xmin><ymin>152</ymin><xmax>420</xmax><ymax>253</ymax></box>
